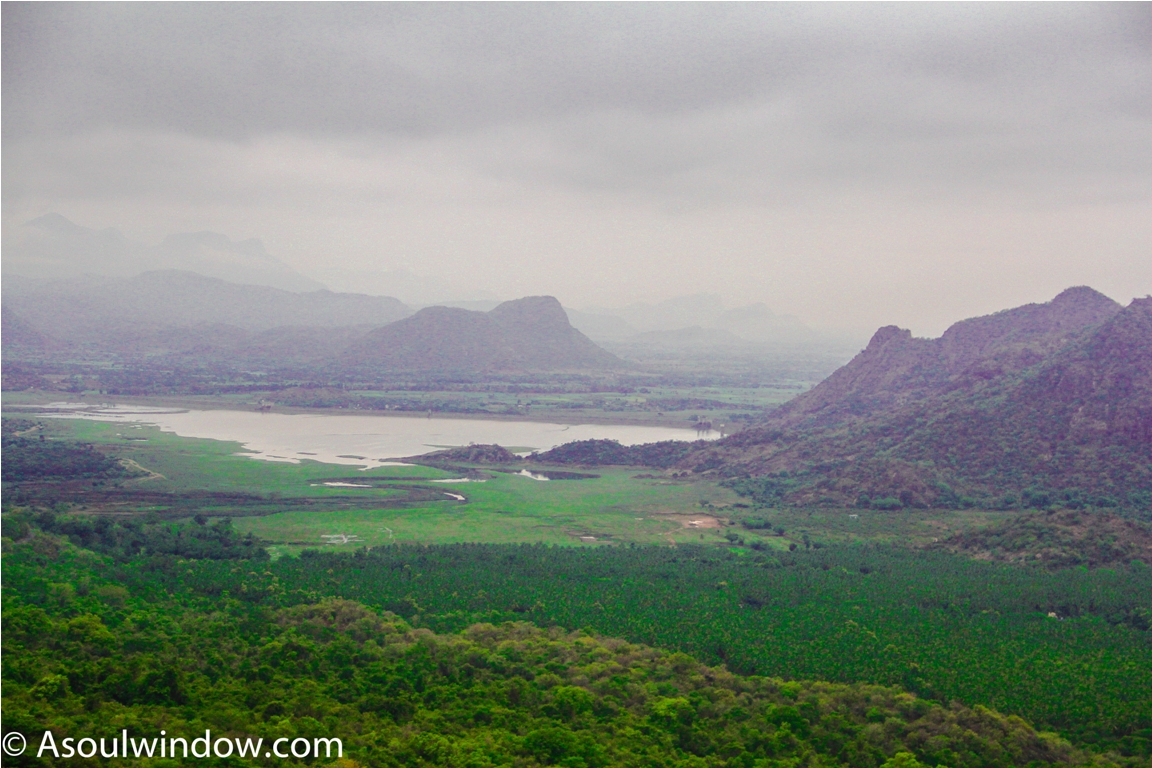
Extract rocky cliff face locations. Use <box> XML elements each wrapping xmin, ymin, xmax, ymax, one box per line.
<box><xmin>1008</xmin><ymin>296</ymin><xmax>1152</xmax><ymax>446</ymax></box>
<box><xmin>347</xmin><ymin>296</ymin><xmax>624</xmax><ymax>372</ymax></box>
<box><xmin>683</xmin><ymin>288</ymin><xmax>1150</xmax><ymax>510</ymax></box>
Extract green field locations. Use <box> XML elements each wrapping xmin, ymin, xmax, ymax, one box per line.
<box><xmin>235</xmin><ymin>467</ymin><xmax>745</xmax><ymax>553</ymax></box>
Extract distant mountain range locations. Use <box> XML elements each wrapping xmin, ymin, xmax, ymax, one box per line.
<box><xmin>3</xmin><ymin>270</ymin><xmax>409</xmax><ymax>340</ymax></box>
<box><xmin>5</xmin><ymin>215</ymin><xmax>832</xmax><ymax>355</ymax></box>
<box><xmin>577</xmin><ymin>293</ymin><xmax>827</xmax><ymax>348</ymax></box>
<box><xmin>4</xmin><ymin>216</ymin><xmax>816</xmax><ymax>372</ymax></box>
<box><xmin>2</xmin><ymin>270</ymin><xmax>621</xmax><ymax>373</ymax></box>
<box><xmin>683</xmin><ymin>287</ymin><xmax>1152</xmax><ymax>510</ymax></box>
<box><xmin>5</xmin><ymin>213</ymin><xmax>323</xmax><ymax>292</ymax></box>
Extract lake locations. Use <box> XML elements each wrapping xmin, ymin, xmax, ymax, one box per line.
<box><xmin>36</xmin><ymin>403</ymin><xmax>719</xmax><ymax>469</ymax></box>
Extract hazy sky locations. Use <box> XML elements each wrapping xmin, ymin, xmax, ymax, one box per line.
<box><xmin>4</xmin><ymin>3</ymin><xmax>1150</xmax><ymax>335</ymax></box>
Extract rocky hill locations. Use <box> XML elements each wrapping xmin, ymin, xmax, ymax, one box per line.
<box><xmin>683</xmin><ymin>288</ymin><xmax>1152</xmax><ymax>512</ymax></box>
<box><xmin>765</xmin><ymin>286</ymin><xmax>1124</xmax><ymax>430</ymax></box>
<box><xmin>346</xmin><ymin>296</ymin><xmax>624</xmax><ymax>372</ymax></box>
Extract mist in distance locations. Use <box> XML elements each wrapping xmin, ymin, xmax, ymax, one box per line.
<box><xmin>3</xmin><ymin>3</ymin><xmax>1150</xmax><ymax>338</ymax></box>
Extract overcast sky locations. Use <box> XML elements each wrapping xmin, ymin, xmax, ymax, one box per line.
<box><xmin>4</xmin><ymin>3</ymin><xmax>1150</xmax><ymax>335</ymax></box>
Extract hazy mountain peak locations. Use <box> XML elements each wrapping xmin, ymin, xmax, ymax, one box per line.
<box><xmin>1049</xmin><ymin>285</ymin><xmax>1121</xmax><ymax>312</ymax></box>
<box><xmin>0</xmin><ymin>269</ymin><xmax>414</xmax><ymax>359</ymax></box>
<box><xmin>409</xmin><ymin>305</ymin><xmax>477</xmax><ymax>321</ymax></box>
<box><xmin>24</xmin><ymin>213</ymin><xmax>129</xmax><ymax>246</ymax></box>
<box><xmin>348</xmin><ymin>295</ymin><xmax>623</xmax><ymax>372</ymax></box>
<box><xmin>488</xmin><ymin>295</ymin><xmax>570</xmax><ymax>331</ymax></box>
<box><xmin>6</xmin><ymin>214</ymin><xmax>323</xmax><ymax>293</ymax></box>
<box><xmin>25</xmin><ymin>212</ymin><xmax>98</xmax><ymax>236</ymax></box>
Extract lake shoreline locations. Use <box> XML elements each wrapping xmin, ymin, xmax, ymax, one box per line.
<box><xmin>1</xmin><ymin>391</ymin><xmax>729</xmax><ymax>431</ymax></box>
<box><xmin>4</xmin><ymin>394</ymin><xmax>720</xmax><ymax>470</ymax></box>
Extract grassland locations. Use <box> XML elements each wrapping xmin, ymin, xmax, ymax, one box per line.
<box><xmin>238</xmin><ymin>466</ymin><xmax>744</xmax><ymax>555</ymax></box>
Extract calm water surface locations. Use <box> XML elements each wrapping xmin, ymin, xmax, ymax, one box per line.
<box><xmin>38</xmin><ymin>403</ymin><xmax>718</xmax><ymax>469</ymax></box>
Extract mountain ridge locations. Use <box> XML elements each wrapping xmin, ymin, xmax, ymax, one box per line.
<box><xmin>2</xmin><ymin>269</ymin><xmax>412</xmax><ymax>341</ymax></box>
<box><xmin>760</xmin><ymin>286</ymin><xmax>1123</xmax><ymax>431</ymax></box>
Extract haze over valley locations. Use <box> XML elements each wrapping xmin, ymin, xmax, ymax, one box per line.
<box><xmin>4</xmin><ymin>5</ymin><xmax>1151</xmax><ymax>767</ymax></box>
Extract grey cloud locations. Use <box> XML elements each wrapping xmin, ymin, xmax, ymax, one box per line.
<box><xmin>5</xmin><ymin>1</ymin><xmax>1149</xmax><ymax>204</ymax></box>
<box><xmin>5</xmin><ymin>4</ymin><xmax>1148</xmax><ymax>139</ymax></box>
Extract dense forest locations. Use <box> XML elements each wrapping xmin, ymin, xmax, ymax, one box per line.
<box><xmin>2</xmin><ymin>511</ymin><xmax>268</xmax><ymax>562</ymax></box>
<box><xmin>3</xmin><ymin>525</ymin><xmax>1147</xmax><ymax>768</ymax></box>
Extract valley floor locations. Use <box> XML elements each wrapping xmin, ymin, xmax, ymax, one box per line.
<box><xmin>4</xmin><ymin>405</ymin><xmax>1151</xmax><ymax>763</ymax></box>
<box><xmin>3</xmin><ymin>404</ymin><xmax>1021</xmax><ymax>553</ymax></box>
